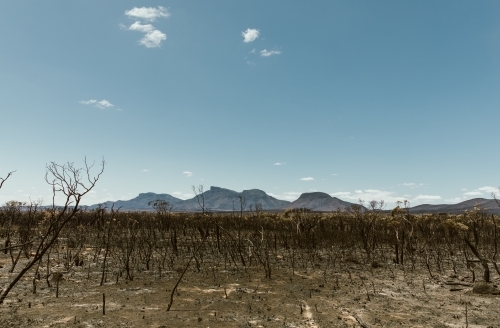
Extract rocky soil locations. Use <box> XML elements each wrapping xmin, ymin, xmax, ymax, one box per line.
<box><xmin>1</xmin><ymin>254</ymin><xmax>500</xmax><ymax>327</ymax></box>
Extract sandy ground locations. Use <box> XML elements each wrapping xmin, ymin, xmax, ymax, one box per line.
<box><xmin>1</xmin><ymin>254</ymin><xmax>500</xmax><ymax>328</ymax></box>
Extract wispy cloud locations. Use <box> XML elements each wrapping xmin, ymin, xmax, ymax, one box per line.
<box><xmin>129</xmin><ymin>21</ymin><xmax>155</xmax><ymax>33</ymax></box>
<box><xmin>125</xmin><ymin>6</ymin><xmax>170</xmax><ymax>21</ymax></box>
<box><xmin>268</xmin><ymin>191</ymin><xmax>301</xmax><ymax>201</ymax></box>
<box><xmin>331</xmin><ymin>173</ymin><xmax>339</xmax><ymax>176</ymax></box>
<box><xmin>330</xmin><ymin>191</ymin><xmax>351</xmax><ymax>197</ymax></box>
<box><xmin>330</xmin><ymin>189</ymin><xmax>444</xmax><ymax>207</ymax></box>
<box><xmin>478</xmin><ymin>186</ymin><xmax>499</xmax><ymax>194</ymax></box>
<box><xmin>142</xmin><ymin>169</ymin><xmax>148</xmax><ymax>172</ymax></box>
<box><xmin>463</xmin><ymin>186</ymin><xmax>500</xmax><ymax>197</ymax></box>
<box><xmin>414</xmin><ymin>194</ymin><xmax>442</xmax><ymax>201</ymax></box>
<box><xmin>300</xmin><ymin>177</ymin><xmax>314</xmax><ymax>181</ymax></box>
<box><xmin>79</xmin><ymin>99</ymin><xmax>115</xmax><ymax>109</ymax></box>
<box><xmin>274</xmin><ymin>162</ymin><xmax>286</xmax><ymax>166</ymax></box>
<box><xmin>138</xmin><ymin>29</ymin><xmax>167</xmax><ymax>48</ymax></box>
<box><xmin>331</xmin><ymin>189</ymin><xmax>405</xmax><ymax>205</ymax></box>
<box><xmin>172</xmin><ymin>191</ymin><xmax>193</xmax><ymax>200</ymax></box>
<box><xmin>123</xmin><ymin>7</ymin><xmax>169</xmax><ymax>48</ymax></box>
<box><xmin>242</xmin><ymin>28</ymin><xmax>260</xmax><ymax>43</ymax></box>
<box><xmin>260</xmin><ymin>49</ymin><xmax>281</xmax><ymax>57</ymax></box>
<box><xmin>401</xmin><ymin>182</ymin><xmax>424</xmax><ymax>189</ymax></box>
<box><xmin>463</xmin><ymin>191</ymin><xmax>482</xmax><ymax>196</ymax></box>
<box><xmin>183</xmin><ymin>171</ymin><xmax>193</xmax><ymax>177</ymax></box>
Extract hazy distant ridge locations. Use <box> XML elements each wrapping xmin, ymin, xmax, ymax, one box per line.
<box><xmin>409</xmin><ymin>198</ymin><xmax>500</xmax><ymax>214</ymax></box>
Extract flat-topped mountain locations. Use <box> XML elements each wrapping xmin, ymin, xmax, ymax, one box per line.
<box><xmin>92</xmin><ymin>192</ymin><xmax>184</xmax><ymax>211</ymax></box>
<box><xmin>284</xmin><ymin>192</ymin><xmax>355</xmax><ymax>211</ymax></box>
<box><xmin>180</xmin><ymin>186</ymin><xmax>290</xmax><ymax>211</ymax></box>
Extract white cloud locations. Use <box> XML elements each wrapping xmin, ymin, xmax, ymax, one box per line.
<box><xmin>331</xmin><ymin>189</ymin><xmax>445</xmax><ymax>207</ymax></box>
<box><xmin>250</xmin><ymin>48</ymin><xmax>256</xmax><ymax>53</ymax></box>
<box><xmin>139</xmin><ymin>29</ymin><xmax>167</xmax><ymax>48</ymax></box>
<box><xmin>123</xmin><ymin>7</ymin><xmax>169</xmax><ymax>48</ymax></box>
<box><xmin>242</xmin><ymin>28</ymin><xmax>260</xmax><ymax>43</ymax></box>
<box><xmin>96</xmin><ymin>100</ymin><xmax>114</xmax><ymax>109</ymax></box>
<box><xmin>463</xmin><ymin>186</ymin><xmax>500</xmax><ymax>198</ymax></box>
<box><xmin>445</xmin><ymin>197</ymin><xmax>463</xmax><ymax>203</ymax></box>
<box><xmin>331</xmin><ymin>192</ymin><xmax>351</xmax><ymax>197</ymax></box>
<box><xmin>183</xmin><ymin>171</ymin><xmax>193</xmax><ymax>177</ymax></box>
<box><xmin>413</xmin><ymin>194</ymin><xmax>442</xmax><ymax>202</ymax></box>
<box><xmin>79</xmin><ymin>99</ymin><xmax>97</xmax><ymax>105</ymax></box>
<box><xmin>268</xmin><ymin>191</ymin><xmax>301</xmax><ymax>201</ymax></box>
<box><xmin>300</xmin><ymin>177</ymin><xmax>314</xmax><ymax>181</ymax></box>
<box><xmin>331</xmin><ymin>189</ymin><xmax>406</xmax><ymax>205</ymax></box>
<box><xmin>125</xmin><ymin>6</ymin><xmax>170</xmax><ymax>21</ymax></box>
<box><xmin>331</xmin><ymin>173</ymin><xmax>339</xmax><ymax>176</ymax></box>
<box><xmin>172</xmin><ymin>191</ymin><xmax>193</xmax><ymax>200</ymax></box>
<box><xmin>478</xmin><ymin>186</ymin><xmax>499</xmax><ymax>194</ymax></box>
<box><xmin>274</xmin><ymin>162</ymin><xmax>285</xmax><ymax>166</ymax></box>
<box><xmin>129</xmin><ymin>21</ymin><xmax>155</xmax><ymax>33</ymax></box>
<box><xmin>463</xmin><ymin>191</ymin><xmax>482</xmax><ymax>196</ymax></box>
<box><xmin>260</xmin><ymin>49</ymin><xmax>281</xmax><ymax>57</ymax></box>
<box><xmin>401</xmin><ymin>182</ymin><xmax>424</xmax><ymax>189</ymax></box>
<box><xmin>142</xmin><ymin>169</ymin><xmax>148</xmax><ymax>172</ymax></box>
<box><xmin>79</xmin><ymin>99</ymin><xmax>115</xmax><ymax>109</ymax></box>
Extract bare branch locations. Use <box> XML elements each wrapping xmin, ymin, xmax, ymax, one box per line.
<box><xmin>0</xmin><ymin>171</ymin><xmax>15</xmax><ymax>189</ymax></box>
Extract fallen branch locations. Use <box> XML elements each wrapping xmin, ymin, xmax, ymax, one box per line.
<box><xmin>444</xmin><ymin>282</ymin><xmax>472</xmax><ymax>287</ymax></box>
<box><xmin>0</xmin><ymin>241</ymin><xmax>33</xmax><ymax>252</ymax></box>
<box><xmin>353</xmin><ymin>313</ymin><xmax>371</xmax><ymax>328</ymax></box>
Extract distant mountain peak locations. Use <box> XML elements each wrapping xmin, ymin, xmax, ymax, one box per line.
<box><xmin>209</xmin><ymin>186</ymin><xmax>230</xmax><ymax>192</ymax></box>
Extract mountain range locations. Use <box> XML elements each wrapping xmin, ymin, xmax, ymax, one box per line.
<box><xmin>91</xmin><ymin>186</ymin><xmax>355</xmax><ymax>212</ymax></box>
<box><xmin>89</xmin><ymin>186</ymin><xmax>500</xmax><ymax>214</ymax></box>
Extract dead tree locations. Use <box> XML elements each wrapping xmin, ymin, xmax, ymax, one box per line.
<box><xmin>239</xmin><ymin>195</ymin><xmax>246</xmax><ymax>218</ymax></box>
<box><xmin>192</xmin><ymin>185</ymin><xmax>205</xmax><ymax>214</ymax></box>
<box><xmin>0</xmin><ymin>158</ymin><xmax>104</xmax><ymax>304</ymax></box>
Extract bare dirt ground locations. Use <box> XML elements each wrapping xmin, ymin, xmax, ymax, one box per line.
<box><xmin>1</xmin><ymin>254</ymin><xmax>499</xmax><ymax>328</ymax></box>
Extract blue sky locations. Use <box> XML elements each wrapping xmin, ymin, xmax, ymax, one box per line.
<box><xmin>1</xmin><ymin>1</ymin><xmax>500</xmax><ymax>208</ymax></box>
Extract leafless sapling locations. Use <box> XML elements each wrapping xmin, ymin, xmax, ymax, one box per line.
<box><xmin>0</xmin><ymin>158</ymin><xmax>105</xmax><ymax>304</ymax></box>
<box><xmin>192</xmin><ymin>185</ymin><xmax>205</xmax><ymax>214</ymax></box>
